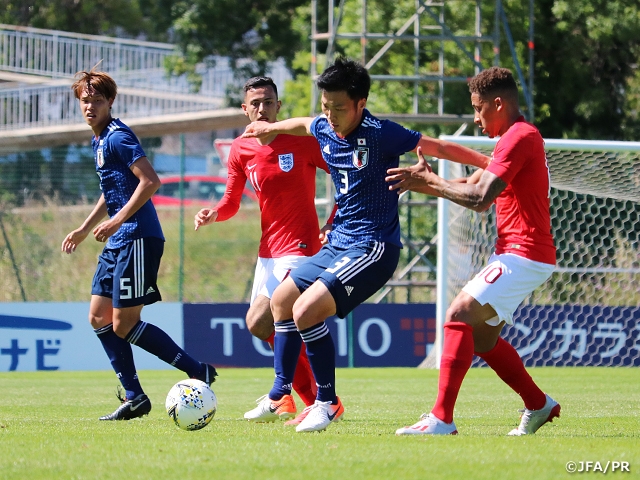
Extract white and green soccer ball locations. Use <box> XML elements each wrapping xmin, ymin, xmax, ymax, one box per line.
<box><xmin>165</xmin><ymin>379</ymin><xmax>217</xmax><ymax>431</ymax></box>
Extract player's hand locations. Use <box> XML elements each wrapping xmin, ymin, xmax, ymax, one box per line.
<box><xmin>385</xmin><ymin>147</ymin><xmax>436</xmax><ymax>194</ymax></box>
<box><xmin>241</xmin><ymin>121</ymin><xmax>273</xmax><ymax>139</ymax></box>
<box><xmin>194</xmin><ymin>208</ymin><xmax>218</xmax><ymax>231</ymax></box>
<box><xmin>61</xmin><ymin>228</ymin><xmax>89</xmax><ymax>254</ymax></box>
<box><xmin>93</xmin><ymin>219</ymin><xmax>119</xmax><ymax>243</ymax></box>
<box><xmin>319</xmin><ymin>223</ymin><xmax>332</xmax><ymax>245</ymax></box>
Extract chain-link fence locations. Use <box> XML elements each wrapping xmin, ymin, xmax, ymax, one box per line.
<box><xmin>0</xmin><ymin>132</ymin><xmax>438</xmax><ymax>304</ymax></box>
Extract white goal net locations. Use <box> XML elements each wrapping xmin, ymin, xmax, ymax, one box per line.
<box><xmin>429</xmin><ymin>137</ymin><xmax>640</xmax><ymax>368</ymax></box>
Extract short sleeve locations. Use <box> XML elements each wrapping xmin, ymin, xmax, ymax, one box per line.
<box><xmin>307</xmin><ymin>137</ymin><xmax>329</xmax><ymax>173</ymax></box>
<box><xmin>110</xmin><ymin>130</ymin><xmax>146</xmax><ymax>168</ymax></box>
<box><xmin>487</xmin><ymin>130</ymin><xmax>538</xmax><ymax>184</ymax></box>
<box><xmin>380</xmin><ymin>121</ymin><xmax>421</xmax><ymax>158</ymax></box>
<box><xmin>309</xmin><ymin>115</ymin><xmax>323</xmax><ymax>139</ymax></box>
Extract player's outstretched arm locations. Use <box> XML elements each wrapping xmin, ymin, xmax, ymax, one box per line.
<box><xmin>242</xmin><ymin>117</ymin><xmax>314</xmax><ymax>139</ymax></box>
<box><xmin>194</xmin><ymin>208</ymin><xmax>218</xmax><ymax>231</ymax></box>
<box><xmin>61</xmin><ymin>195</ymin><xmax>108</xmax><ymax>253</ymax></box>
<box><xmin>387</xmin><ymin>148</ymin><xmax>505</xmax><ymax>212</ymax></box>
<box><xmin>385</xmin><ymin>147</ymin><xmax>438</xmax><ymax>195</ymax></box>
<box><xmin>415</xmin><ymin>135</ymin><xmax>490</xmax><ymax>169</ymax></box>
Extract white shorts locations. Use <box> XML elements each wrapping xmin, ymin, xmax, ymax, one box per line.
<box><xmin>250</xmin><ymin>255</ymin><xmax>309</xmax><ymax>304</ymax></box>
<box><xmin>462</xmin><ymin>253</ymin><xmax>555</xmax><ymax>326</ymax></box>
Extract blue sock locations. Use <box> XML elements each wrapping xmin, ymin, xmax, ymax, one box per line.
<box><xmin>300</xmin><ymin>322</ymin><xmax>337</xmax><ymax>404</ymax></box>
<box><xmin>269</xmin><ymin>319</ymin><xmax>302</xmax><ymax>400</ymax></box>
<box><xmin>95</xmin><ymin>324</ymin><xmax>144</xmax><ymax>400</ymax></box>
<box><xmin>125</xmin><ymin>321</ymin><xmax>202</xmax><ymax>377</ymax></box>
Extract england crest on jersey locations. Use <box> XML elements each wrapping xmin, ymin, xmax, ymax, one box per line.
<box><xmin>353</xmin><ymin>147</ymin><xmax>369</xmax><ymax>169</ymax></box>
<box><xmin>279</xmin><ymin>153</ymin><xmax>294</xmax><ymax>172</ymax></box>
<box><xmin>96</xmin><ymin>148</ymin><xmax>105</xmax><ymax>167</ymax></box>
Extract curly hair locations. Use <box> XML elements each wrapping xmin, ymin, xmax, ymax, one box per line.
<box><xmin>71</xmin><ymin>68</ymin><xmax>117</xmax><ymax>101</ymax></box>
<box><xmin>468</xmin><ymin>66</ymin><xmax>518</xmax><ymax>101</ymax></box>
<box><xmin>317</xmin><ymin>56</ymin><xmax>370</xmax><ymax>101</ymax></box>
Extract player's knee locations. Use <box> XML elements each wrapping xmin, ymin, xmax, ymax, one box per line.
<box><xmin>246</xmin><ymin>313</ymin><xmax>274</xmax><ymax>340</ymax></box>
<box><xmin>271</xmin><ymin>286</ymin><xmax>296</xmax><ymax>320</ymax></box>
<box><xmin>291</xmin><ymin>301</ymin><xmax>323</xmax><ymax>330</ymax></box>
<box><xmin>88</xmin><ymin>313</ymin><xmax>105</xmax><ymax>330</ymax></box>
<box><xmin>270</xmin><ymin>303</ymin><xmax>290</xmax><ymax>322</ymax></box>
<box><xmin>445</xmin><ymin>302</ymin><xmax>474</xmax><ymax>325</ymax></box>
<box><xmin>291</xmin><ymin>301</ymin><xmax>307</xmax><ymax>322</ymax></box>
<box><xmin>111</xmin><ymin>321</ymin><xmax>131</xmax><ymax>339</ymax></box>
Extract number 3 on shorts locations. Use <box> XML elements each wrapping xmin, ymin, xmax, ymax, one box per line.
<box><xmin>326</xmin><ymin>256</ymin><xmax>351</xmax><ymax>274</ymax></box>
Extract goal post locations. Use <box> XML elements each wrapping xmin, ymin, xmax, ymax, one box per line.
<box><xmin>425</xmin><ymin>137</ymin><xmax>640</xmax><ymax>368</ymax></box>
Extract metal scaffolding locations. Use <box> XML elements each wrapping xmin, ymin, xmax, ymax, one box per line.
<box><xmin>309</xmin><ymin>0</ymin><xmax>534</xmax><ymax>122</ymax></box>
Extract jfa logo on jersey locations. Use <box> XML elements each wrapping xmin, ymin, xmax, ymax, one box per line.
<box><xmin>96</xmin><ymin>148</ymin><xmax>105</xmax><ymax>167</ymax></box>
<box><xmin>279</xmin><ymin>153</ymin><xmax>294</xmax><ymax>172</ymax></box>
<box><xmin>353</xmin><ymin>148</ymin><xmax>369</xmax><ymax>169</ymax></box>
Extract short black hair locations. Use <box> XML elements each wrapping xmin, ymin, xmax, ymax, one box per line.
<box><xmin>468</xmin><ymin>66</ymin><xmax>518</xmax><ymax>102</ymax></box>
<box><xmin>317</xmin><ymin>57</ymin><xmax>370</xmax><ymax>101</ymax></box>
<box><xmin>243</xmin><ymin>76</ymin><xmax>278</xmax><ymax>99</ymax></box>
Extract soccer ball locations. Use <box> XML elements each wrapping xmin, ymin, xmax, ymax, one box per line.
<box><xmin>165</xmin><ymin>379</ymin><xmax>217</xmax><ymax>431</ymax></box>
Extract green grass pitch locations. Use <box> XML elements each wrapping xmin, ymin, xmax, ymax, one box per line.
<box><xmin>1</xmin><ymin>367</ymin><xmax>638</xmax><ymax>479</ymax></box>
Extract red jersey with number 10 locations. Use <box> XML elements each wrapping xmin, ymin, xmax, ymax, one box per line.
<box><xmin>215</xmin><ymin>134</ymin><xmax>329</xmax><ymax>258</ymax></box>
<box><xmin>486</xmin><ymin>117</ymin><xmax>556</xmax><ymax>265</ymax></box>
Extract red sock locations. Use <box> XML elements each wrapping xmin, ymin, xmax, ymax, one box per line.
<box><xmin>476</xmin><ymin>337</ymin><xmax>546</xmax><ymax>410</ymax></box>
<box><xmin>266</xmin><ymin>332</ymin><xmax>275</xmax><ymax>345</ymax></box>
<box><xmin>431</xmin><ymin>322</ymin><xmax>474</xmax><ymax>424</ymax></box>
<box><xmin>265</xmin><ymin>332</ymin><xmax>316</xmax><ymax>406</ymax></box>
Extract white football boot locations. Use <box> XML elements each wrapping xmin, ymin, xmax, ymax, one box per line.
<box><xmin>295</xmin><ymin>398</ymin><xmax>344</xmax><ymax>432</ymax></box>
<box><xmin>395</xmin><ymin>413</ymin><xmax>458</xmax><ymax>435</ymax></box>
<box><xmin>243</xmin><ymin>394</ymin><xmax>296</xmax><ymax>422</ymax></box>
<box><xmin>508</xmin><ymin>394</ymin><xmax>561</xmax><ymax>436</ymax></box>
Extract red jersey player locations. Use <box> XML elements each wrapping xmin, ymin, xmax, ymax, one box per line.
<box><xmin>194</xmin><ymin>76</ymin><xmax>331</xmax><ymax>425</ymax></box>
<box><xmin>387</xmin><ymin>66</ymin><xmax>559</xmax><ymax>436</ymax></box>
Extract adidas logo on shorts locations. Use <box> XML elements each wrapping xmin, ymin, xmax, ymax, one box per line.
<box><xmin>345</xmin><ymin>286</ymin><xmax>354</xmax><ymax>296</ymax></box>
<box><xmin>146</xmin><ymin>286</ymin><xmax>156</xmax><ymax>294</ymax></box>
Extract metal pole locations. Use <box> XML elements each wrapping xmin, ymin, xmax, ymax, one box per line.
<box><xmin>494</xmin><ymin>0</ymin><xmax>501</xmax><ymax>66</ymax></box>
<box><xmin>347</xmin><ymin>312</ymin><xmax>354</xmax><ymax>368</ymax></box>
<box><xmin>475</xmin><ymin>0</ymin><xmax>482</xmax><ymax>75</ymax></box>
<box><xmin>311</xmin><ymin>0</ymin><xmax>318</xmax><ymax>115</ymax></box>
<box><xmin>178</xmin><ymin>134</ymin><xmax>185</xmax><ymax>301</ymax></box>
<box><xmin>0</xmin><ymin>214</ymin><xmax>27</xmax><ymax>301</ymax></box>
<box><xmin>528</xmin><ymin>0</ymin><xmax>535</xmax><ymax>121</ymax></box>
<box><xmin>435</xmin><ymin>157</ymin><xmax>450</xmax><ymax>369</ymax></box>
<box><xmin>361</xmin><ymin>0</ymin><xmax>367</xmax><ymax>64</ymax></box>
<box><xmin>413</xmin><ymin>0</ymin><xmax>420</xmax><ymax>115</ymax></box>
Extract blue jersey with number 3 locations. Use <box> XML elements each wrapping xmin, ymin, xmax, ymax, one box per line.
<box><xmin>92</xmin><ymin>118</ymin><xmax>164</xmax><ymax>248</ymax></box>
<box><xmin>310</xmin><ymin>109</ymin><xmax>421</xmax><ymax>248</ymax></box>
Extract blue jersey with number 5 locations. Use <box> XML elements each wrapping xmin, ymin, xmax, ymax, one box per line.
<box><xmin>310</xmin><ymin>109</ymin><xmax>420</xmax><ymax>248</ymax></box>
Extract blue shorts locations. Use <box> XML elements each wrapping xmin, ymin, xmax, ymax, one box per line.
<box><xmin>91</xmin><ymin>237</ymin><xmax>164</xmax><ymax>308</ymax></box>
<box><xmin>290</xmin><ymin>241</ymin><xmax>400</xmax><ymax>318</ymax></box>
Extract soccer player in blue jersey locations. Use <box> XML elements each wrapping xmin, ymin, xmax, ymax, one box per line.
<box><xmin>242</xmin><ymin>57</ymin><xmax>488</xmax><ymax>432</ymax></box>
<box><xmin>61</xmin><ymin>69</ymin><xmax>217</xmax><ymax>421</ymax></box>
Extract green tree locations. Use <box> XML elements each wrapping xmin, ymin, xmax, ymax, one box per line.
<box><xmin>533</xmin><ymin>0</ymin><xmax>640</xmax><ymax>139</ymax></box>
<box><xmin>0</xmin><ymin>0</ymin><xmax>172</xmax><ymax>40</ymax></box>
<box><xmin>167</xmin><ymin>0</ymin><xmax>311</xmax><ymax>102</ymax></box>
